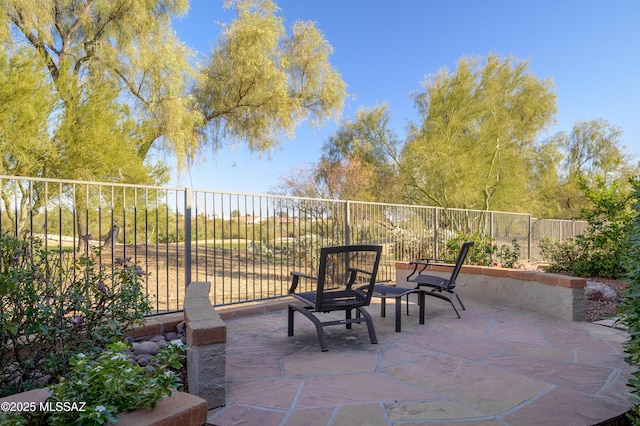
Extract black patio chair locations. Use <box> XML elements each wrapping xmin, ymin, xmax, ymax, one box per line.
<box><xmin>288</xmin><ymin>245</ymin><xmax>383</xmax><ymax>352</ymax></box>
<box><xmin>406</xmin><ymin>241</ymin><xmax>474</xmax><ymax>318</ymax></box>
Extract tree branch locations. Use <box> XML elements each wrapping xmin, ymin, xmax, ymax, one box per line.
<box><xmin>10</xmin><ymin>13</ymin><xmax>59</xmax><ymax>81</ymax></box>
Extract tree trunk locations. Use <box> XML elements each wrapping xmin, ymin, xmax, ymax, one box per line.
<box><xmin>77</xmin><ymin>219</ymin><xmax>89</xmax><ymax>253</ymax></box>
<box><xmin>103</xmin><ymin>225</ymin><xmax>120</xmax><ymax>250</ymax></box>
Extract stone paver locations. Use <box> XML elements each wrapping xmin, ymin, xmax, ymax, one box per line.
<box><xmin>295</xmin><ymin>373</ymin><xmax>440</xmax><ymax>408</ymax></box>
<box><xmin>208</xmin><ymin>299</ymin><xmax>633</xmax><ymax>425</ymax></box>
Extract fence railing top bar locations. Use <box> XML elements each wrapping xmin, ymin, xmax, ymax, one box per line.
<box><xmin>532</xmin><ymin>218</ymin><xmax>583</xmax><ymax>222</ymax></box>
<box><xmin>191</xmin><ymin>187</ymin><xmax>349</xmax><ymax>204</ymax></box>
<box><xmin>439</xmin><ymin>206</ymin><xmax>532</xmax><ymax>217</ymax></box>
<box><xmin>0</xmin><ymin>175</ymin><xmax>184</xmax><ymax>192</ymax></box>
<box><xmin>347</xmin><ymin>200</ymin><xmax>436</xmax><ymax>210</ymax></box>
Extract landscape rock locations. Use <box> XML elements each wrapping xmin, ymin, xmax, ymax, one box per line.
<box><xmin>585</xmin><ymin>281</ymin><xmax>618</xmax><ymax>301</ymax></box>
<box><xmin>134</xmin><ymin>341</ymin><xmax>160</xmax><ymax>356</ymax></box>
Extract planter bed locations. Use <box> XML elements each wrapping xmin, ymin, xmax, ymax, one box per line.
<box><xmin>0</xmin><ymin>388</ymin><xmax>207</xmax><ymax>426</ymax></box>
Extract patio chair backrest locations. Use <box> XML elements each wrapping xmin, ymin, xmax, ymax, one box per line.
<box><xmin>315</xmin><ymin>245</ymin><xmax>382</xmax><ymax>312</ymax></box>
<box><xmin>447</xmin><ymin>241</ymin><xmax>474</xmax><ymax>289</ymax></box>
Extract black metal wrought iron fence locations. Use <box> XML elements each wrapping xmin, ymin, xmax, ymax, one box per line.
<box><xmin>0</xmin><ymin>175</ymin><xmax>587</xmax><ymax>313</ymax></box>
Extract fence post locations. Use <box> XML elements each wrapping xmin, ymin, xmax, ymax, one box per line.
<box><xmin>489</xmin><ymin>211</ymin><xmax>494</xmax><ymax>263</ymax></box>
<box><xmin>434</xmin><ymin>207</ymin><xmax>439</xmax><ymax>259</ymax></box>
<box><xmin>489</xmin><ymin>211</ymin><xmax>494</xmax><ymax>239</ymax></box>
<box><xmin>345</xmin><ymin>201</ymin><xmax>351</xmax><ymax>246</ymax></box>
<box><xmin>185</xmin><ymin>188</ymin><xmax>192</xmax><ymax>287</ymax></box>
<box><xmin>527</xmin><ymin>215</ymin><xmax>532</xmax><ymax>263</ymax></box>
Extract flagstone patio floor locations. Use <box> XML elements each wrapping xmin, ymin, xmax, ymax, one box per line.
<box><xmin>207</xmin><ymin>297</ymin><xmax>634</xmax><ymax>426</ymax></box>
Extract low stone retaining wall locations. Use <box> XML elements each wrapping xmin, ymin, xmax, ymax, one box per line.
<box><xmin>395</xmin><ymin>262</ymin><xmax>587</xmax><ymax>321</ymax></box>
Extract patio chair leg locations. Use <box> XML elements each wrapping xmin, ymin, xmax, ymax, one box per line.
<box><xmin>418</xmin><ymin>291</ymin><xmax>425</xmax><ymax>324</ymax></box>
<box><xmin>288</xmin><ymin>305</ymin><xmax>295</xmax><ymax>336</ymax></box>
<box><xmin>288</xmin><ymin>304</ymin><xmax>329</xmax><ymax>351</ymax></box>
<box><xmin>449</xmin><ymin>300</ymin><xmax>461</xmax><ymax>318</ymax></box>
<box><xmin>424</xmin><ymin>290</ymin><xmax>461</xmax><ymax>318</ymax></box>
<box><xmin>395</xmin><ymin>295</ymin><xmax>402</xmax><ymax>332</ymax></box>
<box><xmin>455</xmin><ymin>293</ymin><xmax>466</xmax><ymax>310</ymax></box>
<box><xmin>357</xmin><ymin>307</ymin><xmax>377</xmax><ymax>345</ymax></box>
<box><xmin>345</xmin><ymin>309</ymin><xmax>352</xmax><ymax>329</ymax></box>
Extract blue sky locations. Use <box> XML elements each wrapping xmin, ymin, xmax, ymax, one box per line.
<box><xmin>169</xmin><ymin>0</ymin><xmax>640</xmax><ymax>194</ymax></box>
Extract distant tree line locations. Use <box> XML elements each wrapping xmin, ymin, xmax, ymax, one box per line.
<box><xmin>275</xmin><ymin>55</ymin><xmax>637</xmax><ymax>220</ymax></box>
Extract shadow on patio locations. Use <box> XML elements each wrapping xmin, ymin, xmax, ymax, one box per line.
<box><xmin>207</xmin><ymin>297</ymin><xmax>633</xmax><ymax>426</ymax></box>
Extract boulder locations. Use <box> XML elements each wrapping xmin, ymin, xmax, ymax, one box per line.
<box><xmin>585</xmin><ymin>281</ymin><xmax>617</xmax><ymax>301</ymax></box>
<box><xmin>133</xmin><ymin>340</ymin><xmax>160</xmax><ymax>356</ymax></box>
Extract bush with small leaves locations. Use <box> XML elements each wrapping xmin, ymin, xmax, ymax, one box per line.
<box><xmin>442</xmin><ymin>230</ymin><xmax>496</xmax><ymax>266</ymax></box>
<box><xmin>497</xmin><ymin>239</ymin><xmax>521</xmax><ymax>268</ymax></box>
<box><xmin>617</xmin><ymin>178</ymin><xmax>640</xmax><ymax>424</ymax></box>
<box><xmin>538</xmin><ymin>178</ymin><xmax>633</xmax><ymax>279</ymax></box>
<box><xmin>46</xmin><ymin>340</ymin><xmax>186</xmax><ymax>425</ymax></box>
<box><xmin>0</xmin><ymin>234</ymin><xmax>151</xmax><ymax>396</ymax></box>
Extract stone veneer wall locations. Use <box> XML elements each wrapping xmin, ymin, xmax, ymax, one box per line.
<box><xmin>183</xmin><ymin>281</ymin><xmax>227</xmax><ymax>409</ymax></box>
<box><xmin>395</xmin><ymin>262</ymin><xmax>587</xmax><ymax>321</ymax></box>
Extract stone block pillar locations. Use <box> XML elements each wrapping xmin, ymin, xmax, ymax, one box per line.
<box><xmin>184</xmin><ymin>282</ymin><xmax>226</xmax><ymax>409</ymax></box>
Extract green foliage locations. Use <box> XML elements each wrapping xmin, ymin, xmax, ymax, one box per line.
<box><xmin>538</xmin><ymin>237</ymin><xmax>582</xmax><ymax>273</ymax></box>
<box><xmin>316</xmin><ymin>104</ymin><xmax>403</xmax><ymax>202</ymax></box>
<box><xmin>0</xmin><ymin>413</ymin><xmax>26</xmax><ymax>426</ymax></box>
<box><xmin>0</xmin><ymin>46</ymin><xmax>57</xmax><ymax>177</ymax></box>
<box><xmin>46</xmin><ymin>340</ymin><xmax>186</xmax><ymax>425</ymax></box>
<box><xmin>286</xmin><ymin>234</ymin><xmax>341</xmax><ymax>265</ymax></box>
<box><xmin>617</xmin><ymin>179</ymin><xmax>640</xmax><ymax>424</ymax></box>
<box><xmin>401</xmin><ymin>54</ymin><xmax>557</xmax><ymax>211</ymax></box>
<box><xmin>538</xmin><ymin>178</ymin><xmax>634</xmax><ymax>278</ymax></box>
<box><xmin>3</xmin><ymin>0</ymin><xmax>345</xmax><ymax>183</ymax></box>
<box><xmin>442</xmin><ymin>231</ymin><xmax>496</xmax><ymax>266</ymax></box>
<box><xmin>389</xmin><ymin>228</ymin><xmax>434</xmax><ymax>261</ymax></box>
<box><xmin>0</xmin><ymin>234</ymin><xmax>151</xmax><ymax>396</ymax></box>
<box><xmin>496</xmin><ymin>239</ymin><xmax>521</xmax><ymax>268</ymax></box>
<box><xmin>195</xmin><ymin>0</ymin><xmax>346</xmax><ymax>156</ymax></box>
<box><xmin>549</xmin><ymin>120</ymin><xmax>638</xmax><ymax>218</ymax></box>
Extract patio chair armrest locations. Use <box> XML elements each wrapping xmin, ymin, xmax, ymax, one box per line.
<box><xmin>289</xmin><ymin>271</ymin><xmax>317</xmax><ymax>294</ymax></box>
<box><xmin>348</xmin><ymin>267</ymin><xmax>373</xmax><ymax>276</ymax></box>
<box><xmin>346</xmin><ymin>267</ymin><xmax>374</xmax><ymax>288</ymax></box>
<box><xmin>407</xmin><ymin>261</ymin><xmax>430</xmax><ymax>280</ymax></box>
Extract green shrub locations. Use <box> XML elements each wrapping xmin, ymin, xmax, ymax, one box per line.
<box><xmin>0</xmin><ymin>234</ymin><xmax>151</xmax><ymax>396</ymax></box>
<box><xmin>496</xmin><ymin>239</ymin><xmax>521</xmax><ymax>268</ymax></box>
<box><xmin>390</xmin><ymin>228</ymin><xmax>434</xmax><ymax>261</ymax></box>
<box><xmin>538</xmin><ymin>237</ymin><xmax>582</xmax><ymax>273</ymax></box>
<box><xmin>539</xmin><ymin>179</ymin><xmax>634</xmax><ymax>279</ymax></box>
<box><xmin>617</xmin><ymin>178</ymin><xmax>640</xmax><ymax>424</ymax></box>
<box><xmin>442</xmin><ymin>230</ymin><xmax>496</xmax><ymax>266</ymax></box>
<box><xmin>46</xmin><ymin>340</ymin><xmax>185</xmax><ymax>425</ymax></box>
